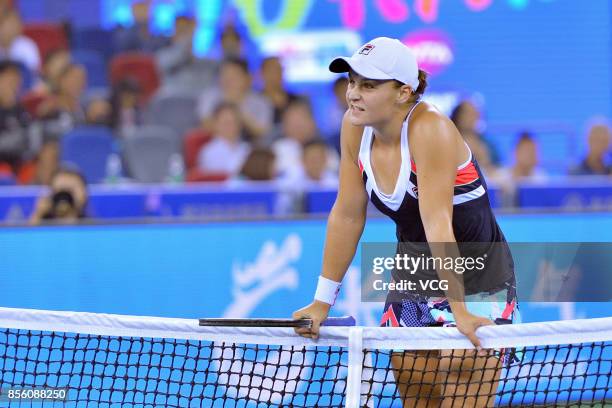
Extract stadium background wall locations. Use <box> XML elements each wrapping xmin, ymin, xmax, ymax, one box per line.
<box><xmin>1</xmin><ymin>213</ymin><xmax>610</xmax><ymax>323</ymax></box>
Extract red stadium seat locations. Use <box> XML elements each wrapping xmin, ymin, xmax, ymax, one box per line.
<box><xmin>183</xmin><ymin>128</ymin><xmax>212</xmax><ymax>171</ymax></box>
<box><xmin>185</xmin><ymin>169</ymin><xmax>229</xmax><ymax>183</ymax></box>
<box><xmin>0</xmin><ymin>162</ymin><xmax>12</xmax><ymax>176</ymax></box>
<box><xmin>22</xmin><ymin>23</ymin><xmax>68</xmax><ymax>60</ymax></box>
<box><xmin>109</xmin><ymin>53</ymin><xmax>160</xmax><ymax>102</ymax></box>
<box><xmin>16</xmin><ymin>160</ymin><xmax>36</xmax><ymax>185</ymax></box>
<box><xmin>183</xmin><ymin>129</ymin><xmax>229</xmax><ymax>182</ymax></box>
<box><xmin>20</xmin><ymin>92</ymin><xmax>47</xmax><ymax>119</ymax></box>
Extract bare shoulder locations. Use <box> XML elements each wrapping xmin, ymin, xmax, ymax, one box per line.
<box><xmin>409</xmin><ymin>102</ymin><xmax>459</xmax><ymax>146</ymax></box>
<box><xmin>340</xmin><ymin>111</ymin><xmax>365</xmax><ymax>164</ymax></box>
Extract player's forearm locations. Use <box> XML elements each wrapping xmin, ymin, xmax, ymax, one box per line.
<box><xmin>422</xmin><ymin>216</ymin><xmax>468</xmax><ymax>309</ymax></box>
<box><xmin>320</xmin><ymin>206</ymin><xmax>365</xmax><ymax>283</ymax></box>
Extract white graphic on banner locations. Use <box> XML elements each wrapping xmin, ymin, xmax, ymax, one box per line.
<box><xmin>214</xmin><ymin>234</ymin><xmax>319</xmax><ymax>405</ymax></box>
<box><xmin>223</xmin><ymin>234</ymin><xmax>301</xmax><ymax>318</ymax></box>
<box><xmin>214</xmin><ymin>237</ymin><xmax>386</xmax><ymax>405</ymax></box>
<box><xmin>214</xmin><ymin>343</ymin><xmax>314</xmax><ymax>405</ymax></box>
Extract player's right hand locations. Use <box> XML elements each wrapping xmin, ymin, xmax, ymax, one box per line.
<box><xmin>292</xmin><ymin>301</ymin><xmax>331</xmax><ymax>340</ymax></box>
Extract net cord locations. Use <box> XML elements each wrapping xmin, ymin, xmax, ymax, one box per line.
<box><xmin>1</xmin><ymin>307</ymin><xmax>611</xmax><ymax>406</ymax></box>
<box><xmin>0</xmin><ymin>307</ymin><xmax>610</xmax><ymax>350</ymax></box>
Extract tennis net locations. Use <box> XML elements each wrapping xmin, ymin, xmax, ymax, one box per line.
<box><xmin>0</xmin><ymin>307</ymin><xmax>610</xmax><ymax>407</ymax></box>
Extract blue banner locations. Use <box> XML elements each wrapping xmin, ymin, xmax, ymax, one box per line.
<box><xmin>2</xmin><ymin>182</ymin><xmax>611</xmax><ymax>222</ymax></box>
<box><xmin>0</xmin><ymin>185</ymin><xmax>281</xmax><ymax>222</ymax></box>
<box><xmin>1</xmin><ymin>213</ymin><xmax>610</xmax><ymax>321</ymax></box>
<box><xmin>1</xmin><ymin>213</ymin><xmax>611</xmax><ymax>405</ymax></box>
<box><xmin>519</xmin><ymin>183</ymin><xmax>612</xmax><ymax>209</ymax></box>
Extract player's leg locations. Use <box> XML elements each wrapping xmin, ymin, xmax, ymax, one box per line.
<box><xmin>438</xmin><ymin>348</ymin><xmax>502</xmax><ymax>408</ymax></box>
<box><xmin>381</xmin><ymin>299</ymin><xmax>447</xmax><ymax>407</ymax></box>
<box><xmin>391</xmin><ymin>349</ymin><xmax>446</xmax><ymax>408</ymax></box>
<box><xmin>436</xmin><ymin>288</ymin><xmax>518</xmax><ymax>407</ymax></box>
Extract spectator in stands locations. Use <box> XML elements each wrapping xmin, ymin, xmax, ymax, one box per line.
<box><xmin>491</xmin><ymin>132</ymin><xmax>547</xmax><ymax>207</ymax></box>
<box><xmin>321</xmin><ymin>76</ymin><xmax>348</xmax><ymax>152</ymax></box>
<box><xmin>85</xmin><ymin>97</ymin><xmax>112</xmax><ymax>127</ymax></box>
<box><xmin>0</xmin><ymin>60</ymin><xmax>31</xmax><ymax>176</ymax></box>
<box><xmin>205</xmin><ymin>23</ymin><xmax>246</xmax><ymax>69</ymax></box>
<box><xmin>114</xmin><ymin>0</ymin><xmax>168</xmax><ymax>53</ymax></box>
<box><xmin>570</xmin><ymin>121</ymin><xmax>611</xmax><ymax>176</ymax></box>
<box><xmin>299</xmin><ymin>139</ymin><xmax>338</xmax><ymax>187</ymax></box>
<box><xmin>37</xmin><ymin>64</ymin><xmax>86</xmax><ymax>131</ymax></box>
<box><xmin>273</xmin><ymin>98</ymin><xmax>338</xmax><ymax>180</ymax></box>
<box><xmin>450</xmin><ymin>99</ymin><xmax>501</xmax><ymax>176</ymax></box>
<box><xmin>197</xmin><ymin>102</ymin><xmax>250</xmax><ymax>176</ymax></box>
<box><xmin>221</xmin><ymin>24</ymin><xmax>243</xmax><ymax>58</ymax></box>
<box><xmin>196</xmin><ymin>57</ymin><xmax>272</xmax><ymax>143</ymax></box>
<box><xmin>30</xmin><ymin>165</ymin><xmax>88</xmax><ymax>225</ymax></box>
<box><xmin>497</xmin><ymin>132</ymin><xmax>547</xmax><ymax>182</ymax></box>
<box><xmin>108</xmin><ymin>78</ymin><xmax>142</xmax><ymax>137</ymax></box>
<box><xmin>238</xmin><ymin>148</ymin><xmax>276</xmax><ymax>181</ymax></box>
<box><xmin>155</xmin><ymin>14</ymin><xmax>216</xmax><ymax>95</ymax></box>
<box><xmin>35</xmin><ymin>63</ymin><xmax>87</xmax><ymax>184</ymax></box>
<box><xmin>260</xmin><ymin>56</ymin><xmax>298</xmax><ymax>126</ymax></box>
<box><xmin>34</xmin><ymin>48</ymin><xmax>71</xmax><ymax>95</ymax></box>
<box><xmin>0</xmin><ymin>0</ymin><xmax>12</xmax><ymax>19</ymax></box>
<box><xmin>0</xmin><ymin>9</ymin><xmax>40</xmax><ymax>74</ymax></box>
<box><xmin>274</xmin><ymin>139</ymin><xmax>339</xmax><ymax>214</ymax></box>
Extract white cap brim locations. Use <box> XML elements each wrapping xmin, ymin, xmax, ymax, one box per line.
<box><xmin>329</xmin><ymin>57</ymin><xmax>393</xmax><ymax>81</ymax></box>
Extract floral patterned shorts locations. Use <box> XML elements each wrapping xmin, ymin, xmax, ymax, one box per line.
<box><xmin>379</xmin><ymin>281</ymin><xmax>521</xmax><ymax>363</ymax></box>
<box><xmin>380</xmin><ymin>282</ymin><xmax>520</xmax><ymax>328</ymax></box>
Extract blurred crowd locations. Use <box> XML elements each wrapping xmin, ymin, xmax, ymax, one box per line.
<box><xmin>0</xmin><ymin>1</ymin><xmax>345</xmax><ymax>190</ymax></box>
<box><xmin>449</xmin><ymin>100</ymin><xmax>612</xmax><ymax>190</ymax></box>
<box><xmin>0</xmin><ymin>0</ymin><xmax>610</xmax><ymax>222</ymax></box>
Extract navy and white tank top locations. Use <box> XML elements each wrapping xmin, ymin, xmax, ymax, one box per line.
<box><xmin>358</xmin><ymin>102</ymin><xmax>514</xmax><ymax>297</ymax></box>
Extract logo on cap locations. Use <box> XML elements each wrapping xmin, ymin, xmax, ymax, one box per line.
<box><xmin>358</xmin><ymin>44</ymin><xmax>375</xmax><ymax>55</ymax></box>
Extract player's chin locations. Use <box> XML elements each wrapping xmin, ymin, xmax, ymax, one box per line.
<box><xmin>347</xmin><ymin>109</ymin><xmax>368</xmax><ymax>126</ymax></box>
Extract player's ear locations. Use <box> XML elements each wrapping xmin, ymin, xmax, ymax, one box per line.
<box><xmin>396</xmin><ymin>85</ymin><xmax>412</xmax><ymax>104</ymax></box>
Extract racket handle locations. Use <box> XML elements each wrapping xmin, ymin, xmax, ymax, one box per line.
<box><xmin>321</xmin><ymin>316</ymin><xmax>356</xmax><ymax>327</ymax></box>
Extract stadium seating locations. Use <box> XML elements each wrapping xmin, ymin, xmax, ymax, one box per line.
<box><xmin>180</xmin><ymin>129</ymin><xmax>229</xmax><ymax>182</ymax></box>
<box><xmin>145</xmin><ymin>93</ymin><xmax>199</xmax><ymax>143</ymax></box>
<box><xmin>183</xmin><ymin>128</ymin><xmax>211</xmax><ymax>170</ymax></box>
<box><xmin>0</xmin><ymin>163</ymin><xmax>15</xmax><ymax>186</ymax></box>
<box><xmin>71</xmin><ymin>27</ymin><xmax>115</xmax><ymax>61</ymax></box>
<box><xmin>20</xmin><ymin>92</ymin><xmax>46</xmax><ymax>119</ymax></box>
<box><xmin>60</xmin><ymin>126</ymin><xmax>117</xmax><ymax>184</ymax></box>
<box><xmin>22</xmin><ymin>23</ymin><xmax>68</xmax><ymax>60</ymax></box>
<box><xmin>109</xmin><ymin>53</ymin><xmax>160</xmax><ymax>102</ymax></box>
<box><xmin>185</xmin><ymin>170</ymin><xmax>229</xmax><ymax>183</ymax></box>
<box><xmin>123</xmin><ymin>125</ymin><xmax>180</xmax><ymax>183</ymax></box>
<box><xmin>72</xmin><ymin>49</ymin><xmax>108</xmax><ymax>89</ymax></box>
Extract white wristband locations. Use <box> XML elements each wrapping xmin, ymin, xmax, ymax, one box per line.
<box><xmin>314</xmin><ymin>276</ymin><xmax>341</xmax><ymax>305</ymax></box>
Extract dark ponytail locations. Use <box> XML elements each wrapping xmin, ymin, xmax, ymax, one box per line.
<box><xmin>415</xmin><ymin>69</ymin><xmax>428</xmax><ymax>97</ymax></box>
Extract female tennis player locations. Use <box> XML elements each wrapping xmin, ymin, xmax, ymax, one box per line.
<box><xmin>293</xmin><ymin>37</ymin><xmax>519</xmax><ymax>407</ymax></box>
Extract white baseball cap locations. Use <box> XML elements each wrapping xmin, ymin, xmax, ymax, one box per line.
<box><xmin>329</xmin><ymin>37</ymin><xmax>420</xmax><ymax>90</ymax></box>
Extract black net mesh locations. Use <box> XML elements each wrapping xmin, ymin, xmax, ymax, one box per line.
<box><xmin>0</xmin><ymin>329</ymin><xmax>347</xmax><ymax>407</ymax></box>
<box><xmin>362</xmin><ymin>342</ymin><xmax>611</xmax><ymax>407</ymax></box>
<box><xmin>0</xmin><ymin>328</ymin><xmax>610</xmax><ymax>407</ymax></box>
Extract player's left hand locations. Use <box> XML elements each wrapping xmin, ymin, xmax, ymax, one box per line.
<box><xmin>454</xmin><ymin>311</ymin><xmax>494</xmax><ymax>353</ymax></box>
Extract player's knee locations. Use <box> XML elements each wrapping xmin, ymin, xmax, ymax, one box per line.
<box><xmin>395</xmin><ymin>369</ymin><xmax>445</xmax><ymax>400</ymax></box>
<box><xmin>439</xmin><ymin>349</ymin><xmax>481</xmax><ymax>372</ymax></box>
